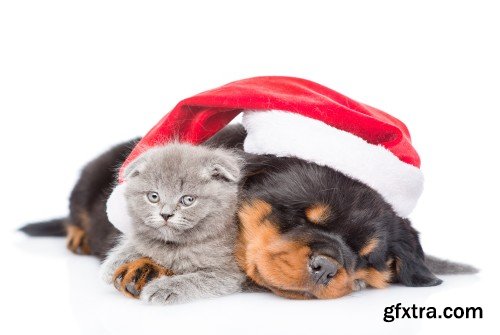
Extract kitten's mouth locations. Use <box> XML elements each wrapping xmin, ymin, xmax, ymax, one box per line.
<box><xmin>151</xmin><ymin>221</ymin><xmax>183</xmax><ymax>233</ymax></box>
<box><xmin>142</xmin><ymin>221</ymin><xmax>161</xmax><ymax>229</ymax></box>
<box><xmin>143</xmin><ymin>221</ymin><xmax>173</xmax><ymax>231</ymax></box>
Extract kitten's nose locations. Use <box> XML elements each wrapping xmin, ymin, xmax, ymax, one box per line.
<box><xmin>161</xmin><ymin>213</ymin><xmax>174</xmax><ymax>222</ymax></box>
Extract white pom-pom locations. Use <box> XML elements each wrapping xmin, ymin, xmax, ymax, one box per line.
<box><xmin>106</xmin><ymin>183</ymin><xmax>133</xmax><ymax>235</ymax></box>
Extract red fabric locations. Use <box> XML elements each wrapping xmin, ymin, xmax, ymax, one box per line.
<box><xmin>119</xmin><ymin>76</ymin><xmax>420</xmax><ymax>181</ymax></box>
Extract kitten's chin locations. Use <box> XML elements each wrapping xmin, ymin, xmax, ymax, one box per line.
<box><xmin>139</xmin><ymin>223</ymin><xmax>186</xmax><ymax>243</ymax></box>
<box><xmin>134</xmin><ymin>220</ymin><xmax>164</xmax><ymax>234</ymax></box>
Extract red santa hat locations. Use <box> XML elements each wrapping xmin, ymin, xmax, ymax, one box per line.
<box><xmin>107</xmin><ymin>76</ymin><xmax>423</xmax><ymax>233</ymax></box>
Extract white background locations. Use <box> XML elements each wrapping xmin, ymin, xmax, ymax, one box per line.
<box><xmin>0</xmin><ymin>1</ymin><xmax>499</xmax><ymax>334</ymax></box>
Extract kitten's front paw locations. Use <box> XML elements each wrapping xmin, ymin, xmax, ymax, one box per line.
<box><xmin>100</xmin><ymin>260</ymin><xmax>120</xmax><ymax>285</ymax></box>
<box><xmin>113</xmin><ymin>257</ymin><xmax>173</xmax><ymax>298</ymax></box>
<box><xmin>140</xmin><ymin>280</ymin><xmax>181</xmax><ymax>304</ymax></box>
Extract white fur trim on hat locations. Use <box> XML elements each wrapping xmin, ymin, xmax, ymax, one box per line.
<box><xmin>106</xmin><ymin>182</ymin><xmax>133</xmax><ymax>234</ymax></box>
<box><xmin>242</xmin><ymin>110</ymin><xmax>424</xmax><ymax>218</ymax></box>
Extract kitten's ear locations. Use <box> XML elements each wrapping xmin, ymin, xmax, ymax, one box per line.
<box><xmin>210</xmin><ymin>163</ymin><xmax>240</xmax><ymax>182</ymax></box>
<box><xmin>123</xmin><ymin>156</ymin><xmax>146</xmax><ymax>180</ymax></box>
<box><xmin>205</xmin><ymin>152</ymin><xmax>242</xmax><ymax>183</ymax></box>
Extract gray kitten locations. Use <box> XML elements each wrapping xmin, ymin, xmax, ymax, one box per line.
<box><xmin>100</xmin><ymin>143</ymin><xmax>246</xmax><ymax>304</ymax></box>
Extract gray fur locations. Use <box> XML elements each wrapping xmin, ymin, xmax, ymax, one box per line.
<box><xmin>100</xmin><ymin>237</ymin><xmax>143</xmax><ymax>283</ymax></box>
<box><xmin>100</xmin><ymin>143</ymin><xmax>246</xmax><ymax>304</ymax></box>
<box><xmin>425</xmin><ymin>255</ymin><xmax>479</xmax><ymax>275</ymax></box>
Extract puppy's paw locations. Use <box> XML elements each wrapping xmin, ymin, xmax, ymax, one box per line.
<box><xmin>353</xmin><ymin>279</ymin><xmax>367</xmax><ymax>291</ymax></box>
<box><xmin>140</xmin><ymin>278</ymin><xmax>182</xmax><ymax>304</ymax></box>
<box><xmin>66</xmin><ymin>225</ymin><xmax>91</xmax><ymax>255</ymax></box>
<box><xmin>113</xmin><ymin>257</ymin><xmax>173</xmax><ymax>298</ymax></box>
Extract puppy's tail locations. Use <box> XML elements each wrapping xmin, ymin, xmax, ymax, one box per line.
<box><xmin>19</xmin><ymin>218</ymin><xmax>67</xmax><ymax>237</ymax></box>
<box><xmin>425</xmin><ymin>255</ymin><xmax>478</xmax><ymax>275</ymax></box>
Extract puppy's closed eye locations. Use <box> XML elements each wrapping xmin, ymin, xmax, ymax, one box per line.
<box><xmin>359</xmin><ymin>238</ymin><xmax>379</xmax><ymax>257</ymax></box>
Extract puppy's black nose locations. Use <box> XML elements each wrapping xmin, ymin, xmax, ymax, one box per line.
<box><xmin>309</xmin><ymin>255</ymin><xmax>339</xmax><ymax>286</ymax></box>
<box><xmin>161</xmin><ymin>213</ymin><xmax>173</xmax><ymax>221</ymax></box>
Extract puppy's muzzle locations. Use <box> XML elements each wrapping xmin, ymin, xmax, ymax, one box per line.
<box><xmin>309</xmin><ymin>255</ymin><xmax>339</xmax><ymax>286</ymax></box>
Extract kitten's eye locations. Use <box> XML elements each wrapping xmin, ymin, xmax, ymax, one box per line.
<box><xmin>147</xmin><ymin>191</ymin><xmax>160</xmax><ymax>203</ymax></box>
<box><xmin>180</xmin><ymin>195</ymin><xmax>196</xmax><ymax>206</ymax></box>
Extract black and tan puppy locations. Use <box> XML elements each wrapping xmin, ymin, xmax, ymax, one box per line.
<box><xmin>20</xmin><ymin>124</ymin><xmax>475</xmax><ymax>299</ymax></box>
<box><xmin>236</xmin><ymin>154</ymin><xmax>442</xmax><ymax>299</ymax></box>
<box><xmin>21</xmin><ymin>138</ymin><xmax>140</xmax><ymax>258</ymax></box>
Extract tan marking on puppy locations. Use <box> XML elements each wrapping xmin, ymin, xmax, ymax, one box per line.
<box><xmin>354</xmin><ymin>267</ymin><xmax>392</xmax><ymax>289</ymax></box>
<box><xmin>237</xmin><ymin>200</ymin><xmax>311</xmax><ymax>291</ymax></box>
<box><xmin>235</xmin><ymin>199</ymin><xmax>272</xmax><ymax>280</ymax></box>
<box><xmin>236</xmin><ymin>208</ymin><xmax>259</xmax><ymax>279</ymax></box>
<box><xmin>66</xmin><ymin>225</ymin><xmax>91</xmax><ymax>255</ymax></box>
<box><xmin>314</xmin><ymin>268</ymin><xmax>355</xmax><ymax>299</ymax></box>
<box><xmin>386</xmin><ymin>257</ymin><xmax>394</xmax><ymax>268</ymax></box>
<box><xmin>305</xmin><ymin>203</ymin><xmax>330</xmax><ymax>224</ymax></box>
<box><xmin>77</xmin><ymin>210</ymin><xmax>92</xmax><ymax>231</ymax></box>
<box><xmin>359</xmin><ymin>238</ymin><xmax>379</xmax><ymax>256</ymax></box>
<box><xmin>394</xmin><ymin>256</ymin><xmax>402</xmax><ymax>276</ymax></box>
<box><xmin>249</xmin><ymin>266</ymin><xmax>310</xmax><ymax>300</ymax></box>
<box><xmin>237</xmin><ymin>200</ymin><xmax>393</xmax><ymax>300</ymax></box>
<box><xmin>113</xmin><ymin>257</ymin><xmax>174</xmax><ymax>298</ymax></box>
<box><xmin>237</xmin><ymin>200</ymin><xmax>360</xmax><ymax>299</ymax></box>
<box><xmin>269</xmin><ymin>288</ymin><xmax>311</xmax><ymax>300</ymax></box>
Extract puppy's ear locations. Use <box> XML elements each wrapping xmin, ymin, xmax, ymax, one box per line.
<box><xmin>391</xmin><ymin>219</ymin><xmax>442</xmax><ymax>287</ymax></box>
